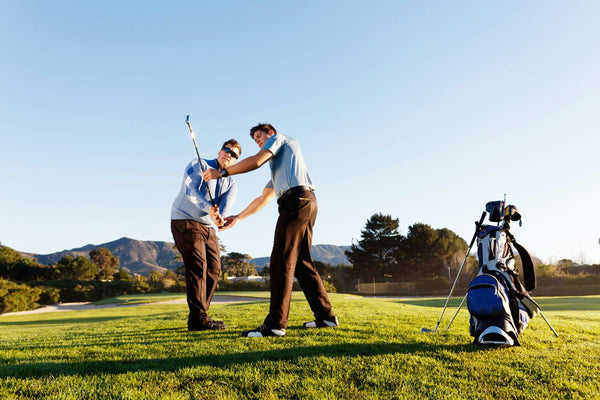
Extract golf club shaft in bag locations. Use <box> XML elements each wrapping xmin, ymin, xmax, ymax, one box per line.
<box><xmin>422</xmin><ymin>211</ymin><xmax>486</xmax><ymax>333</ymax></box>
<box><xmin>185</xmin><ymin>115</ymin><xmax>216</xmax><ymax>207</ymax></box>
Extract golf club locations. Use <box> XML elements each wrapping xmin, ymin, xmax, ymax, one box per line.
<box><xmin>421</xmin><ymin>211</ymin><xmax>486</xmax><ymax>334</ymax></box>
<box><xmin>185</xmin><ymin>115</ymin><xmax>215</xmax><ymax>206</ymax></box>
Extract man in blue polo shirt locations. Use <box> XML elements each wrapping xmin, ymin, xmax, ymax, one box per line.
<box><xmin>171</xmin><ymin>139</ymin><xmax>241</xmax><ymax>331</ymax></box>
<box><xmin>202</xmin><ymin>123</ymin><xmax>338</xmax><ymax>337</ymax></box>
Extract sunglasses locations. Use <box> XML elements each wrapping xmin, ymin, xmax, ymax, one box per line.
<box><xmin>222</xmin><ymin>147</ymin><xmax>239</xmax><ymax>159</ymax></box>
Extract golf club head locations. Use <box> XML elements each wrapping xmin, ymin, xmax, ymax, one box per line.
<box><xmin>185</xmin><ymin>115</ymin><xmax>190</xmax><ymax>124</ymax></box>
<box><xmin>421</xmin><ymin>327</ymin><xmax>436</xmax><ymax>334</ymax></box>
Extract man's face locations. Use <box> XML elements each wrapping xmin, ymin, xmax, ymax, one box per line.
<box><xmin>252</xmin><ymin>130</ymin><xmax>274</xmax><ymax>148</ymax></box>
<box><xmin>217</xmin><ymin>145</ymin><xmax>239</xmax><ymax>168</ymax></box>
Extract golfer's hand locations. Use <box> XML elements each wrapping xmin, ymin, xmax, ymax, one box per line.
<box><xmin>209</xmin><ymin>205</ymin><xmax>224</xmax><ymax>227</ymax></box>
<box><xmin>219</xmin><ymin>215</ymin><xmax>239</xmax><ymax>231</ymax></box>
<box><xmin>202</xmin><ymin>168</ymin><xmax>220</xmax><ymax>182</ymax></box>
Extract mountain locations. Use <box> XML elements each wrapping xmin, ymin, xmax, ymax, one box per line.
<box><xmin>250</xmin><ymin>244</ymin><xmax>351</xmax><ymax>267</ymax></box>
<box><xmin>24</xmin><ymin>239</ymin><xmax>350</xmax><ymax>276</ymax></box>
<box><xmin>29</xmin><ymin>237</ymin><xmax>181</xmax><ymax>276</ymax></box>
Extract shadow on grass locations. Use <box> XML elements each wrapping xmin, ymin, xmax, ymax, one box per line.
<box><xmin>0</xmin><ymin>341</ymin><xmax>480</xmax><ymax>379</ymax></box>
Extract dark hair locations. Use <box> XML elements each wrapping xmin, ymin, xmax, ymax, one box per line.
<box><xmin>222</xmin><ymin>139</ymin><xmax>241</xmax><ymax>156</ymax></box>
<box><xmin>249</xmin><ymin>123</ymin><xmax>277</xmax><ymax>138</ymax></box>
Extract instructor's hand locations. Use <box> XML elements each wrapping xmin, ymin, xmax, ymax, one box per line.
<box><xmin>219</xmin><ymin>215</ymin><xmax>239</xmax><ymax>231</ymax></box>
<box><xmin>202</xmin><ymin>168</ymin><xmax>220</xmax><ymax>182</ymax></box>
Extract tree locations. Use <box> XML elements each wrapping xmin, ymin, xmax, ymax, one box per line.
<box><xmin>0</xmin><ymin>245</ymin><xmax>23</xmax><ymax>266</ymax></box>
<box><xmin>402</xmin><ymin>224</ymin><xmax>467</xmax><ymax>279</ymax></box>
<box><xmin>402</xmin><ymin>223</ymin><xmax>440</xmax><ymax>278</ymax></box>
<box><xmin>345</xmin><ymin>213</ymin><xmax>403</xmax><ymax>280</ymax></box>
<box><xmin>56</xmin><ymin>255</ymin><xmax>98</xmax><ymax>281</ymax></box>
<box><xmin>556</xmin><ymin>259</ymin><xmax>574</xmax><ymax>273</ymax></box>
<box><xmin>114</xmin><ymin>268</ymin><xmax>132</xmax><ymax>281</ymax></box>
<box><xmin>221</xmin><ymin>252</ymin><xmax>258</xmax><ymax>277</ymax></box>
<box><xmin>89</xmin><ymin>248</ymin><xmax>120</xmax><ymax>280</ymax></box>
<box><xmin>434</xmin><ymin>228</ymin><xmax>468</xmax><ymax>282</ymax></box>
<box><xmin>0</xmin><ymin>245</ymin><xmax>53</xmax><ymax>281</ymax></box>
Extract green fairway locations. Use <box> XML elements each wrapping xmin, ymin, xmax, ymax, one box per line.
<box><xmin>1</xmin><ymin>293</ymin><xmax>599</xmax><ymax>399</ymax></box>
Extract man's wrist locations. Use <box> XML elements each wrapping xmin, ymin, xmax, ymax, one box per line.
<box><xmin>219</xmin><ymin>168</ymin><xmax>229</xmax><ymax>177</ymax></box>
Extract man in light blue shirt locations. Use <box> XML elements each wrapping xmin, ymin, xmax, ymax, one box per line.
<box><xmin>202</xmin><ymin>123</ymin><xmax>338</xmax><ymax>338</ymax></box>
<box><xmin>171</xmin><ymin>139</ymin><xmax>240</xmax><ymax>331</ymax></box>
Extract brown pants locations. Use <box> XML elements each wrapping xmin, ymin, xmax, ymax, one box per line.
<box><xmin>171</xmin><ymin>219</ymin><xmax>220</xmax><ymax>329</ymax></box>
<box><xmin>264</xmin><ymin>189</ymin><xmax>334</xmax><ymax>329</ymax></box>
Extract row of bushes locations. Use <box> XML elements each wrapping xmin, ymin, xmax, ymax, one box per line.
<box><xmin>0</xmin><ymin>279</ymin><xmax>184</xmax><ymax>314</ymax></box>
<box><xmin>0</xmin><ymin>277</ymin><xmax>339</xmax><ymax>314</ymax></box>
<box><xmin>0</xmin><ymin>279</ymin><xmax>59</xmax><ymax>314</ymax></box>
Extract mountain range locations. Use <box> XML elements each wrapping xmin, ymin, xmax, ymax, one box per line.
<box><xmin>22</xmin><ymin>237</ymin><xmax>350</xmax><ymax>276</ymax></box>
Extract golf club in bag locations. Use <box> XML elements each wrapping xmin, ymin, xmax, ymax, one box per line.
<box><xmin>185</xmin><ymin>115</ymin><xmax>215</xmax><ymax>207</ymax></box>
<box><xmin>443</xmin><ymin>200</ymin><xmax>558</xmax><ymax>346</ymax></box>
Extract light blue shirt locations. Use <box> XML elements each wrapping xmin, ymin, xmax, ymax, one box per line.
<box><xmin>171</xmin><ymin>158</ymin><xmax>237</xmax><ymax>227</ymax></box>
<box><xmin>262</xmin><ymin>133</ymin><xmax>315</xmax><ymax>199</ymax></box>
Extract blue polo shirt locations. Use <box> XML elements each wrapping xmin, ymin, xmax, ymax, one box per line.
<box><xmin>171</xmin><ymin>158</ymin><xmax>237</xmax><ymax>227</ymax></box>
<box><xmin>262</xmin><ymin>133</ymin><xmax>315</xmax><ymax>199</ymax></box>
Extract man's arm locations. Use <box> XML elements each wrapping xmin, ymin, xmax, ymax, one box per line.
<box><xmin>202</xmin><ymin>149</ymin><xmax>273</xmax><ymax>181</ymax></box>
<box><xmin>220</xmin><ymin>186</ymin><xmax>275</xmax><ymax>231</ymax></box>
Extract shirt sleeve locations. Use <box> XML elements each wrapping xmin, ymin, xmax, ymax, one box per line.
<box><xmin>218</xmin><ymin>179</ymin><xmax>238</xmax><ymax>217</ymax></box>
<box><xmin>262</xmin><ymin>133</ymin><xmax>285</xmax><ymax>156</ymax></box>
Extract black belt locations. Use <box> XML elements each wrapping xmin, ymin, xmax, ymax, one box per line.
<box><xmin>280</xmin><ymin>185</ymin><xmax>314</xmax><ymax>198</ymax></box>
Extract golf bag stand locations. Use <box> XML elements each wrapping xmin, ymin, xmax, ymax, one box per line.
<box><xmin>466</xmin><ymin>200</ymin><xmax>552</xmax><ymax>346</ymax></box>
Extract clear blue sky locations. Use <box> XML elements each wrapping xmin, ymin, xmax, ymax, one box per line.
<box><xmin>1</xmin><ymin>1</ymin><xmax>599</xmax><ymax>264</ymax></box>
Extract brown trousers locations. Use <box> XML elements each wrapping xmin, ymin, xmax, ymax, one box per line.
<box><xmin>171</xmin><ymin>219</ymin><xmax>220</xmax><ymax>328</ymax></box>
<box><xmin>264</xmin><ymin>189</ymin><xmax>334</xmax><ymax>329</ymax></box>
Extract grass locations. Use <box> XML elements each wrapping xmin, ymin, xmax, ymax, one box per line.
<box><xmin>1</xmin><ymin>293</ymin><xmax>599</xmax><ymax>399</ymax></box>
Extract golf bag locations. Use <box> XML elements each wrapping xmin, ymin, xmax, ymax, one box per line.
<box><xmin>467</xmin><ymin>201</ymin><xmax>540</xmax><ymax>346</ymax></box>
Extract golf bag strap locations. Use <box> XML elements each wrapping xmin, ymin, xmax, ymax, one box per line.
<box><xmin>506</xmin><ymin>231</ymin><xmax>536</xmax><ymax>291</ymax></box>
<box><xmin>512</xmin><ymin>241</ymin><xmax>535</xmax><ymax>291</ymax></box>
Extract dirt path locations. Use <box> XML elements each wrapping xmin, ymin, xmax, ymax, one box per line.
<box><xmin>1</xmin><ymin>295</ymin><xmax>266</xmax><ymax>316</ymax></box>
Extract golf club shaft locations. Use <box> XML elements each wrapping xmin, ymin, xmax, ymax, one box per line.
<box><xmin>427</xmin><ymin>211</ymin><xmax>486</xmax><ymax>333</ymax></box>
<box><xmin>185</xmin><ymin>116</ymin><xmax>216</xmax><ymax>206</ymax></box>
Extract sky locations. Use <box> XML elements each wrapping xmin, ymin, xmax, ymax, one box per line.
<box><xmin>1</xmin><ymin>1</ymin><xmax>599</xmax><ymax>265</ymax></box>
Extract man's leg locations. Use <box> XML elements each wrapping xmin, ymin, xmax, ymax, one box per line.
<box><xmin>204</xmin><ymin>226</ymin><xmax>221</xmax><ymax>309</ymax></box>
<box><xmin>264</xmin><ymin>191</ymin><xmax>325</xmax><ymax>329</ymax></box>
<box><xmin>171</xmin><ymin>220</ymin><xmax>212</xmax><ymax>330</ymax></box>
<box><xmin>293</xmin><ymin>192</ymin><xmax>334</xmax><ymax>321</ymax></box>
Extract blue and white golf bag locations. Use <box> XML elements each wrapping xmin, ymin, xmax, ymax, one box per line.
<box><xmin>467</xmin><ymin>201</ymin><xmax>540</xmax><ymax>347</ymax></box>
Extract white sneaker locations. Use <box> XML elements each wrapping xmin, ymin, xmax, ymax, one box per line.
<box><xmin>303</xmin><ymin>316</ymin><xmax>339</xmax><ymax>328</ymax></box>
<box><xmin>242</xmin><ymin>324</ymin><xmax>286</xmax><ymax>337</ymax></box>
